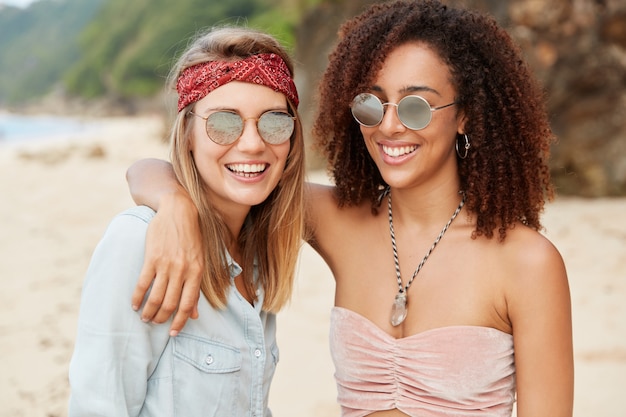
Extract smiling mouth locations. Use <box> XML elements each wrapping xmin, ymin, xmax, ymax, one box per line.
<box><xmin>226</xmin><ymin>163</ymin><xmax>268</xmax><ymax>177</ymax></box>
<box><xmin>382</xmin><ymin>144</ymin><xmax>418</xmax><ymax>157</ymax></box>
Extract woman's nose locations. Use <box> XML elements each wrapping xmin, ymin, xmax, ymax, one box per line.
<box><xmin>378</xmin><ymin>103</ymin><xmax>406</xmax><ymax>136</ymax></box>
<box><xmin>236</xmin><ymin>119</ymin><xmax>266</xmax><ymax>152</ymax></box>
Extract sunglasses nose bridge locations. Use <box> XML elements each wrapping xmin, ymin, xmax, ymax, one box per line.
<box><xmin>379</xmin><ymin>101</ymin><xmax>407</xmax><ymax>131</ymax></box>
<box><xmin>236</xmin><ymin>117</ymin><xmax>266</xmax><ymax>149</ymax></box>
<box><xmin>241</xmin><ymin>116</ymin><xmax>260</xmax><ymax>128</ymax></box>
<box><xmin>381</xmin><ymin>102</ymin><xmax>398</xmax><ymax>111</ymax></box>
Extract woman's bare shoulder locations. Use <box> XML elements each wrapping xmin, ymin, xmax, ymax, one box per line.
<box><xmin>305</xmin><ymin>182</ymin><xmax>373</xmax><ymax>221</ymax></box>
<box><xmin>498</xmin><ymin>224</ymin><xmax>569</xmax><ymax>307</ymax></box>
<box><xmin>304</xmin><ymin>181</ymin><xmax>378</xmax><ymax>250</ymax></box>
<box><xmin>503</xmin><ymin>224</ymin><xmax>565</xmax><ymax>272</ymax></box>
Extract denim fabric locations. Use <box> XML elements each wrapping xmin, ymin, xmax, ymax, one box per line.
<box><xmin>68</xmin><ymin>206</ymin><xmax>278</xmax><ymax>417</ymax></box>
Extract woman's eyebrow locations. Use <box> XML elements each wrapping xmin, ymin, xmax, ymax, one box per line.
<box><xmin>402</xmin><ymin>85</ymin><xmax>441</xmax><ymax>96</ymax></box>
<box><xmin>370</xmin><ymin>85</ymin><xmax>442</xmax><ymax>96</ymax></box>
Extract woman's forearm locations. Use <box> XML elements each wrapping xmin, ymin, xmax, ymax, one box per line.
<box><xmin>127</xmin><ymin>158</ymin><xmax>182</xmax><ymax>210</ymax></box>
<box><xmin>126</xmin><ymin>158</ymin><xmax>202</xmax><ymax>333</ymax></box>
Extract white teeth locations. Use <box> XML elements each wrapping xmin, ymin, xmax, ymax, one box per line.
<box><xmin>382</xmin><ymin>144</ymin><xmax>417</xmax><ymax>157</ymax></box>
<box><xmin>227</xmin><ymin>163</ymin><xmax>267</xmax><ymax>175</ymax></box>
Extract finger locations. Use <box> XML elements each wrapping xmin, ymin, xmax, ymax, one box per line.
<box><xmin>169</xmin><ymin>276</ymin><xmax>202</xmax><ymax>335</ymax></box>
<box><xmin>132</xmin><ymin>263</ymin><xmax>156</xmax><ymax>311</ymax></box>
<box><xmin>182</xmin><ymin>260</ymin><xmax>203</xmax><ymax>322</ymax></box>
<box><xmin>169</xmin><ymin>311</ymin><xmax>188</xmax><ymax>337</ymax></box>
<box><xmin>191</xmin><ymin>302</ymin><xmax>199</xmax><ymax>320</ymax></box>
<box><xmin>152</xmin><ymin>272</ymin><xmax>184</xmax><ymax>324</ymax></box>
<box><xmin>140</xmin><ymin>272</ymin><xmax>168</xmax><ymax>322</ymax></box>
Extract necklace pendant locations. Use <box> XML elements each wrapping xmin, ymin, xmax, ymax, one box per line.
<box><xmin>390</xmin><ymin>292</ymin><xmax>408</xmax><ymax>326</ymax></box>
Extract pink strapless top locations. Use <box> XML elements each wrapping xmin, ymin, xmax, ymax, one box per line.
<box><xmin>330</xmin><ymin>307</ymin><xmax>516</xmax><ymax>417</ymax></box>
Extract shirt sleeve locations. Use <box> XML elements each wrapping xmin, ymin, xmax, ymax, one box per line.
<box><xmin>68</xmin><ymin>207</ymin><xmax>171</xmax><ymax>417</ymax></box>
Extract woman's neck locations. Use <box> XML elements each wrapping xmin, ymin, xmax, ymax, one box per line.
<box><xmin>388</xmin><ymin>183</ymin><xmax>464</xmax><ymax>227</ymax></box>
<box><xmin>214</xmin><ymin>202</ymin><xmax>250</xmax><ymax>240</ymax></box>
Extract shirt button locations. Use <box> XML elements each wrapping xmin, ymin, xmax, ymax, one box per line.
<box><xmin>205</xmin><ymin>355</ymin><xmax>214</xmax><ymax>365</ymax></box>
<box><xmin>254</xmin><ymin>349</ymin><xmax>262</xmax><ymax>358</ymax></box>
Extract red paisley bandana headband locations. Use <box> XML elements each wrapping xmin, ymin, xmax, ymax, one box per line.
<box><xmin>176</xmin><ymin>53</ymin><xmax>299</xmax><ymax>112</ymax></box>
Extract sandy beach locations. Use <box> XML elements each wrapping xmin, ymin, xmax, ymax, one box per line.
<box><xmin>0</xmin><ymin>115</ymin><xmax>624</xmax><ymax>417</ymax></box>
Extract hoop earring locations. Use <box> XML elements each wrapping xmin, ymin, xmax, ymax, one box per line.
<box><xmin>456</xmin><ymin>134</ymin><xmax>470</xmax><ymax>159</ymax></box>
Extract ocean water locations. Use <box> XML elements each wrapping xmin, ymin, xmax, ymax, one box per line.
<box><xmin>0</xmin><ymin>113</ymin><xmax>97</xmax><ymax>144</ymax></box>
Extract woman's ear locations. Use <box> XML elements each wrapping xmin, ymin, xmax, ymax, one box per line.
<box><xmin>456</xmin><ymin>108</ymin><xmax>467</xmax><ymax>135</ymax></box>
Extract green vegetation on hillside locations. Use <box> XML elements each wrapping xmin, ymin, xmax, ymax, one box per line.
<box><xmin>0</xmin><ymin>0</ymin><xmax>104</xmax><ymax>104</ymax></box>
<box><xmin>0</xmin><ymin>0</ymin><xmax>316</xmax><ymax>106</ymax></box>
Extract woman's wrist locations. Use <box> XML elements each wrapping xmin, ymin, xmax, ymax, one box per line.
<box><xmin>157</xmin><ymin>186</ymin><xmax>197</xmax><ymax>216</ymax></box>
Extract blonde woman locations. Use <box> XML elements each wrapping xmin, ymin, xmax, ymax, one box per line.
<box><xmin>68</xmin><ymin>26</ymin><xmax>305</xmax><ymax>416</ymax></box>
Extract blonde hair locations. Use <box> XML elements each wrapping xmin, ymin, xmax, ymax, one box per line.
<box><xmin>167</xmin><ymin>26</ymin><xmax>305</xmax><ymax>312</ymax></box>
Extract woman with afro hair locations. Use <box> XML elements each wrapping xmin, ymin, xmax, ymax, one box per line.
<box><xmin>126</xmin><ymin>1</ymin><xmax>573</xmax><ymax>416</ymax></box>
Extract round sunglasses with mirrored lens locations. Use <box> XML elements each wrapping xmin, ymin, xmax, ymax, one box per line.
<box><xmin>190</xmin><ymin>110</ymin><xmax>295</xmax><ymax>145</ymax></box>
<box><xmin>350</xmin><ymin>93</ymin><xmax>456</xmax><ymax>130</ymax></box>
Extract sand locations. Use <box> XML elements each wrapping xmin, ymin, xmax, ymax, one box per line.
<box><xmin>0</xmin><ymin>115</ymin><xmax>624</xmax><ymax>417</ymax></box>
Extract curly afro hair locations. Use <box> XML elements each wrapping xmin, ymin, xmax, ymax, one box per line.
<box><xmin>312</xmin><ymin>0</ymin><xmax>555</xmax><ymax>240</ymax></box>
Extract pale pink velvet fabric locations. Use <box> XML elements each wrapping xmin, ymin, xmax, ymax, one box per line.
<box><xmin>330</xmin><ymin>307</ymin><xmax>516</xmax><ymax>417</ymax></box>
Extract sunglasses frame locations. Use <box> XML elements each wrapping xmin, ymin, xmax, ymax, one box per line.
<box><xmin>189</xmin><ymin>110</ymin><xmax>296</xmax><ymax>145</ymax></box>
<box><xmin>350</xmin><ymin>93</ymin><xmax>457</xmax><ymax>131</ymax></box>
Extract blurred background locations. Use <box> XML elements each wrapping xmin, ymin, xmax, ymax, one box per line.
<box><xmin>1</xmin><ymin>0</ymin><xmax>625</xmax><ymax>196</ymax></box>
<box><xmin>0</xmin><ymin>1</ymin><xmax>625</xmax><ymax>416</ymax></box>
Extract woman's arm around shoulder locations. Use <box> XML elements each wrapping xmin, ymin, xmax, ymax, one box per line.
<box><xmin>127</xmin><ymin>158</ymin><xmax>203</xmax><ymax>334</ymax></box>
<box><xmin>505</xmin><ymin>228</ymin><xmax>574</xmax><ymax>417</ymax></box>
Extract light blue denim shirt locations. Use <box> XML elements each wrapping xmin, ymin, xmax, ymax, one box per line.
<box><xmin>68</xmin><ymin>206</ymin><xmax>278</xmax><ymax>417</ymax></box>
